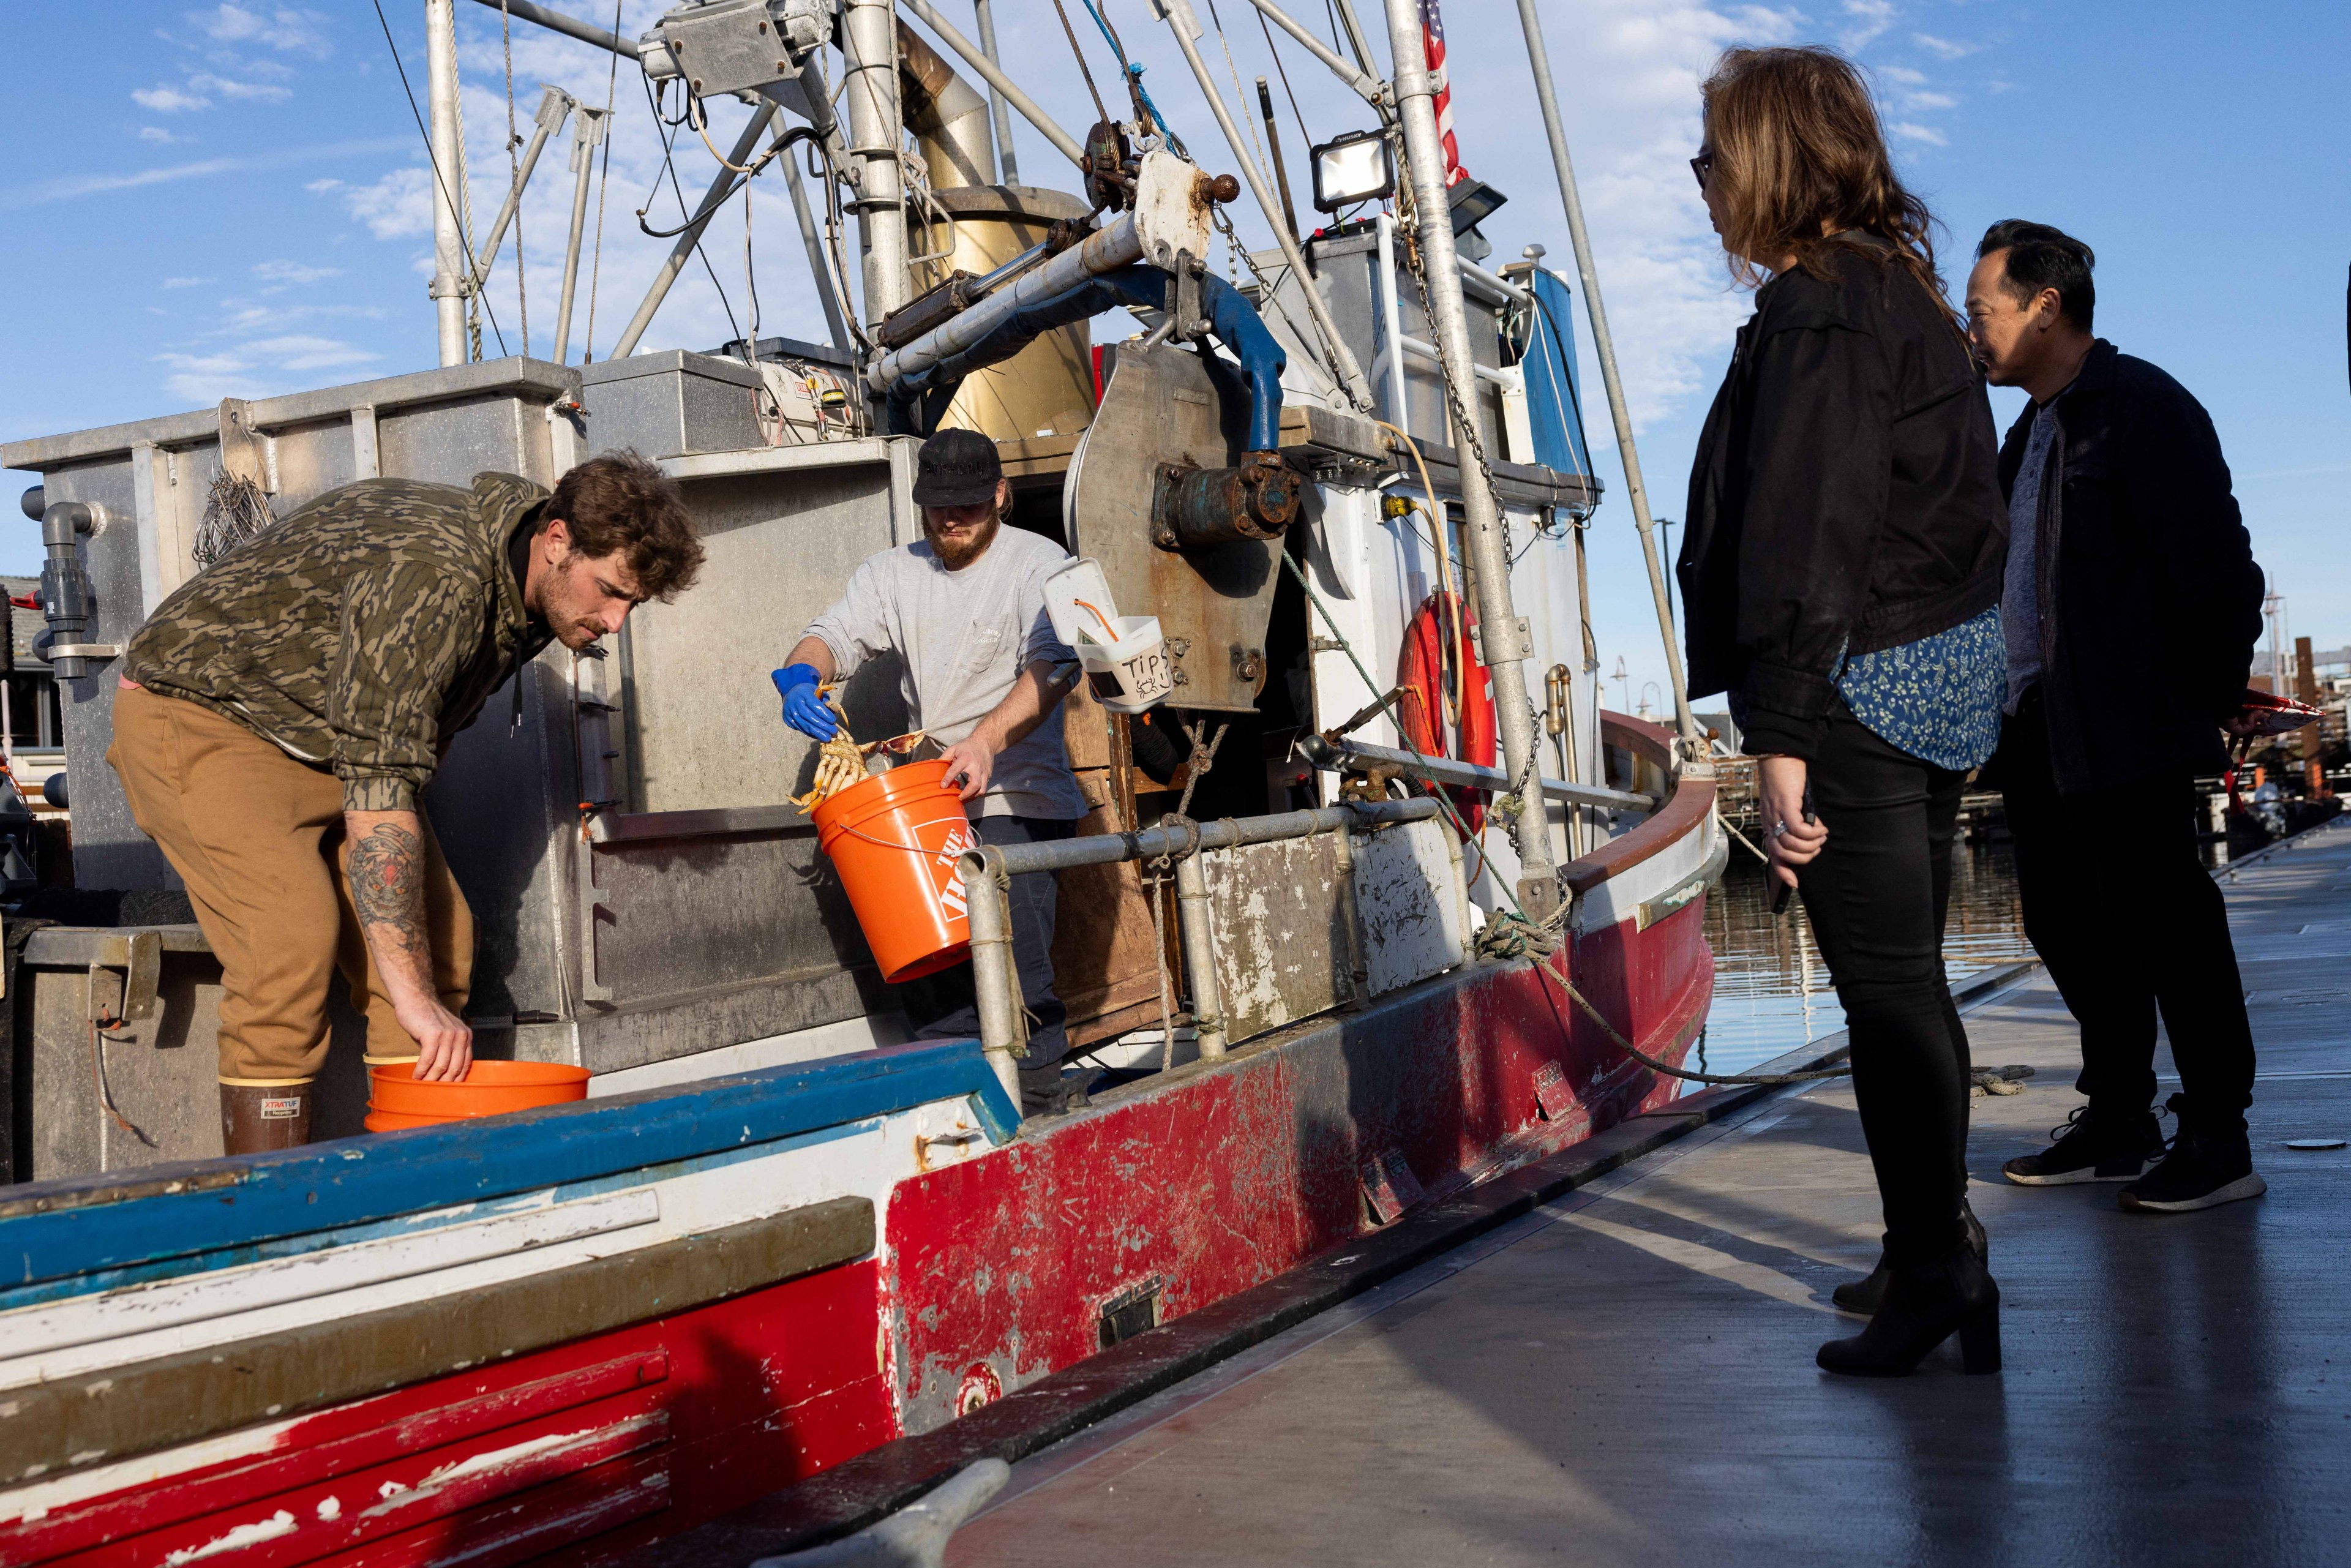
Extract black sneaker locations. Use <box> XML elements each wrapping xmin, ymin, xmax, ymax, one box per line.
<box><xmin>2120</xmin><ymin>1099</ymin><xmax>2267</xmax><ymax>1213</ymax></box>
<box><xmin>2001</xmin><ymin>1105</ymin><xmax>2166</xmax><ymax>1186</ymax></box>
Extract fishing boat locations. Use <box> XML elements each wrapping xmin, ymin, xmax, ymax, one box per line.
<box><xmin>0</xmin><ymin>1</ymin><xmax>1721</xmax><ymax>1561</ymax></box>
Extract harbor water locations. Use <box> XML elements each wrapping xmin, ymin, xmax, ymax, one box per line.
<box><xmin>1694</xmin><ymin>835</ymin><xmax>2033</xmax><ymax>1076</ymax></box>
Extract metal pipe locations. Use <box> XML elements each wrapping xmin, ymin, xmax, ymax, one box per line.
<box><xmin>964</xmin><ymin>848</ymin><xmax>1027</xmax><ymax>1105</ymax></box>
<box><xmin>1457</xmin><ymin>255</ymin><xmax>1531</xmax><ymax>309</ymax></box>
<box><xmin>424</xmin><ymin>0</ymin><xmax>469</xmax><ymax>367</ymax></box>
<box><xmin>1155</xmin><ymin>0</ymin><xmax>1376</xmax><ymax>410</ymax></box>
<box><xmin>552</xmin><ymin>106</ymin><xmax>604</xmax><ymax>364</ymax></box>
<box><xmin>1240</xmin><ymin>0</ymin><xmax>1385</xmax><ymax>108</ymax></box>
<box><xmin>465</xmin><ymin>0</ymin><xmax>627</xmax><ymax>55</ymax></box>
<box><xmin>897</xmin><ymin>0</ymin><xmax>1087</xmax><ymax>167</ymax></box>
<box><xmin>1257</xmin><ymin>79</ymin><xmax>1302</xmax><ymax>243</ymax></box>
<box><xmin>610</xmin><ymin>102</ymin><xmax>779</xmax><ymax>359</ymax></box>
<box><xmin>1376</xmin><ymin>211</ymin><xmax>1408</xmax><ymax>438</ymax></box>
<box><xmin>868</xmin><ymin>209</ymin><xmax>1144</xmax><ymax>392</ymax></box>
<box><xmin>1327</xmin><ymin>817</ymin><xmax>1369</xmax><ymax>1008</ymax></box>
<box><xmin>1400</xmin><ymin>335</ymin><xmax>1506</xmax><ymax>388</ymax></box>
<box><xmin>1330</xmin><ymin>0</ymin><xmax>1379</xmax><ymax>78</ymax></box>
<box><xmin>842</xmin><ymin>0</ymin><xmax>912</xmax><ymax>323</ymax></box>
<box><xmin>1173</xmin><ymin>851</ymin><xmax>1228</xmax><ymax>1058</ymax></box>
<box><xmin>1513</xmin><ymin>0</ymin><xmax>1703</xmax><ymax>754</ymax></box>
<box><xmin>471</xmin><ymin>87</ymin><xmax>572</xmax><ymax>291</ymax></box>
<box><xmin>1378</xmin><ymin>0</ymin><xmax>1559</xmax><ymax>918</ymax></box>
<box><xmin>896</xmin><ymin>18</ymin><xmax>996</xmax><ymax>190</ymax></box>
<box><xmin>1297</xmin><ymin>733</ymin><xmax>1653</xmax><ymax>813</ymax></box>
<box><xmin>1441</xmin><ymin>815</ymin><xmax>1474</xmax><ymax>962</ymax></box>
<box><xmin>981</xmin><ymin>798</ymin><xmax>1438</xmax><ymax>878</ymax></box>
<box><xmin>779</xmin><ymin>133</ymin><xmax>855</xmax><ymax>361</ymax></box>
<box><xmin>970</xmin><ymin>0</ymin><xmax>1019</xmax><ymax>184</ymax></box>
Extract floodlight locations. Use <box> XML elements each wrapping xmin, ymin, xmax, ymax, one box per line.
<box><xmin>1310</xmin><ymin>130</ymin><xmax>1395</xmax><ymax>213</ymax></box>
<box><xmin>1447</xmin><ymin>178</ymin><xmax>1508</xmax><ymax>236</ymax></box>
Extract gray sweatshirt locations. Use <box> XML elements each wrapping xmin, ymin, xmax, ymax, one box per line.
<box><xmin>802</xmin><ymin>527</ymin><xmax>1086</xmax><ymax>820</ymax></box>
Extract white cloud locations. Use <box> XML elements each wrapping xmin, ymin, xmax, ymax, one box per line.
<box><xmin>242</xmin><ymin>335</ymin><xmax>378</xmax><ymax>370</ymax></box>
<box><xmin>1840</xmin><ymin>0</ymin><xmax>1897</xmax><ymax>50</ymax></box>
<box><xmin>136</xmin><ymin>126</ymin><xmax>192</xmax><ymax>144</ymax></box>
<box><xmin>1891</xmin><ymin>121</ymin><xmax>1949</xmax><ymax>146</ymax></box>
<box><xmin>188</xmin><ymin>72</ymin><xmax>291</xmax><ymax>103</ymax></box>
<box><xmin>133</xmin><ymin>84</ymin><xmax>211</xmax><ymax>112</ymax></box>
<box><xmin>252</xmin><ymin>259</ymin><xmax>342</xmax><ymax>285</ymax></box>
<box><xmin>1880</xmin><ymin>64</ymin><xmax>1928</xmax><ymax>85</ymax></box>
<box><xmin>0</xmin><ymin>136</ymin><xmax>406</xmax><ymax>210</ymax></box>
<box><xmin>1902</xmin><ymin>90</ymin><xmax>1959</xmax><ymax>111</ymax></box>
<box><xmin>304</xmin><ymin>177</ymin><xmax>341</xmax><ymax>193</ymax></box>
<box><xmin>1912</xmin><ymin>32</ymin><xmax>1975</xmax><ymax>60</ymax></box>
<box><xmin>162</xmin><ymin>276</ymin><xmax>210</xmax><ymax>288</ymax></box>
<box><xmin>341</xmin><ymin>166</ymin><xmax>433</xmax><ymax>240</ymax></box>
<box><xmin>192</xmin><ymin>4</ymin><xmax>331</xmax><ymax>58</ymax></box>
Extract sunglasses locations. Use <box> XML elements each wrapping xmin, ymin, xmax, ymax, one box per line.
<box><xmin>1689</xmin><ymin>149</ymin><xmax>1715</xmax><ymax>190</ymax></box>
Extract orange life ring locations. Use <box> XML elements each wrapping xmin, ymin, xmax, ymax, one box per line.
<box><xmin>1397</xmin><ymin>590</ymin><xmax>1496</xmax><ymax>833</ymax></box>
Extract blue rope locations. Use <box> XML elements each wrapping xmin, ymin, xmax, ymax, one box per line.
<box><xmin>1075</xmin><ymin>0</ymin><xmax>1190</xmax><ymax>158</ymax></box>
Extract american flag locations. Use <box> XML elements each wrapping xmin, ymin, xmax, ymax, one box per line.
<box><xmin>1419</xmin><ymin>0</ymin><xmax>1466</xmax><ymax>187</ymax></box>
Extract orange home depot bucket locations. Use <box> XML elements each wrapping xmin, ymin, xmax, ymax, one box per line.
<box><xmin>811</xmin><ymin>758</ymin><xmax>978</xmax><ymax>983</ymax></box>
<box><xmin>365</xmin><ymin>1059</ymin><xmax>591</xmax><ymax>1131</ymax></box>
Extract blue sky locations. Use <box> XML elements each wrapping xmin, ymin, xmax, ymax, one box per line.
<box><xmin>3</xmin><ymin>1</ymin><xmax>2345</xmax><ymax>704</ymax></box>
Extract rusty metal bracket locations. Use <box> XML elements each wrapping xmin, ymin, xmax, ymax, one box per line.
<box><xmin>87</xmin><ymin>931</ymin><xmax>162</xmax><ymax>1025</ymax></box>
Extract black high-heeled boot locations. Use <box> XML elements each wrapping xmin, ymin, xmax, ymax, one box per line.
<box><xmin>1832</xmin><ymin>1199</ymin><xmax>1986</xmax><ymax>1316</ymax></box>
<box><xmin>1817</xmin><ymin>1239</ymin><xmax>2001</xmax><ymax>1377</ymax></box>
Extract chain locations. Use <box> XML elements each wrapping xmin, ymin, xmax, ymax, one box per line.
<box><xmin>1212</xmin><ymin>206</ymin><xmax>1364</xmax><ymax>410</ymax></box>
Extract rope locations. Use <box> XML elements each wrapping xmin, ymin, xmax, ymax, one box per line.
<box><xmin>1203</xmin><ymin>0</ymin><xmax>1274</xmax><ymax>195</ymax></box>
<box><xmin>1175</xmin><ymin>720</ymin><xmax>1228</xmax><ymax>819</ymax></box>
<box><xmin>451</xmin><ymin>7</ymin><xmax>481</xmax><ymax>362</ymax></box>
<box><xmin>581</xmin><ymin>0</ymin><xmax>622</xmax><ymax>361</ymax></box>
<box><xmin>500</xmin><ymin>1</ymin><xmax>528</xmax><ymax>358</ymax></box>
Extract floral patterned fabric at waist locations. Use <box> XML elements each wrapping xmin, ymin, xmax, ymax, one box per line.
<box><xmin>1832</xmin><ymin>605</ymin><xmax>2006</xmax><ymax>772</ymax></box>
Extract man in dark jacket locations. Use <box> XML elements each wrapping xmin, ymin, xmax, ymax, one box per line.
<box><xmin>1966</xmin><ymin>220</ymin><xmax>2268</xmax><ymax>1212</ymax></box>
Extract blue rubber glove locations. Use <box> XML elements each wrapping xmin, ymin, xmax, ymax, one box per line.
<box><xmin>771</xmin><ymin>663</ymin><xmax>839</xmax><ymax>741</ymax></box>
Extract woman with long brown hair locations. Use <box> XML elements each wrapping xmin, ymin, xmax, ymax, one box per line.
<box><xmin>1677</xmin><ymin>46</ymin><xmax>2009</xmax><ymax>1376</ymax></box>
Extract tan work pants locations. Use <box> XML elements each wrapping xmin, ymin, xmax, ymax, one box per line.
<box><xmin>107</xmin><ymin>686</ymin><xmax>473</xmax><ymax>1084</ymax></box>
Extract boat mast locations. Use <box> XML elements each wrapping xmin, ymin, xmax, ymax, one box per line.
<box><xmin>424</xmin><ymin>0</ymin><xmax>470</xmax><ymax>366</ymax></box>
<box><xmin>1512</xmin><ymin>0</ymin><xmax>1703</xmax><ymax>756</ymax></box>
<box><xmin>842</xmin><ymin>0</ymin><xmax>912</xmax><ymax>324</ymax></box>
<box><xmin>1375</xmin><ymin>0</ymin><xmax>1558</xmax><ymax>919</ymax></box>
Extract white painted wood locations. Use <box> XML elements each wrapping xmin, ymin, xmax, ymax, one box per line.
<box><xmin>1353</xmin><ymin>817</ymin><xmax>1464</xmax><ymax>997</ymax></box>
<box><xmin>350</xmin><ymin>403</ymin><xmax>381</xmax><ymax>479</ymax></box>
<box><xmin>130</xmin><ymin>441</ymin><xmax>163</xmax><ymax>615</ymax></box>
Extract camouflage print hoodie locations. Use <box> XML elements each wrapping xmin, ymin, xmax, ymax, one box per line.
<box><xmin>124</xmin><ymin>472</ymin><xmax>555</xmax><ymax>814</ymax></box>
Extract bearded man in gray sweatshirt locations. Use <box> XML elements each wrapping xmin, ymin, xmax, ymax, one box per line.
<box><xmin>772</xmin><ymin>428</ymin><xmax>1086</xmax><ymax>1114</ymax></box>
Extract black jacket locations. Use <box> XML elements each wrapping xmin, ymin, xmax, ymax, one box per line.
<box><xmin>1994</xmin><ymin>339</ymin><xmax>2263</xmax><ymax>795</ymax></box>
<box><xmin>1678</xmin><ymin>243</ymin><xmax>2008</xmax><ymax>761</ymax></box>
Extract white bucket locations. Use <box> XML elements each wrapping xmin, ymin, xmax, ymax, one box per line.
<box><xmin>1044</xmin><ymin>557</ymin><xmax>1174</xmax><ymax>715</ymax></box>
<box><xmin>1078</xmin><ymin>615</ymin><xmax>1173</xmax><ymax>715</ymax></box>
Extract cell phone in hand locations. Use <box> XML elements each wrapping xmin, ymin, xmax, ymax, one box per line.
<box><xmin>1770</xmin><ymin>792</ymin><xmax>1818</xmax><ymax>915</ymax></box>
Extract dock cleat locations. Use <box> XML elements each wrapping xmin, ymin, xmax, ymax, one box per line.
<box><xmin>2120</xmin><ymin>1097</ymin><xmax>2268</xmax><ymax>1213</ymax></box>
<box><xmin>2001</xmin><ymin>1105</ymin><xmax>2166</xmax><ymax>1185</ymax></box>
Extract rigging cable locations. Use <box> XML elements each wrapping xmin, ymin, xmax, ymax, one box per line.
<box><xmin>1202</xmin><ymin>0</ymin><xmax>1274</xmax><ymax>194</ymax></box>
<box><xmin>1256</xmin><ymin>4</ymin><xmax>1314</xmax><ymax>156</ymax></box>
<box><xmin>580</xmin><ymin>0</ymin><xmax>623</xmax><ymax>361</ymax></box>
<box><xmin>639</xmin><ymin>73</ymin><xmax>743</xmax><ymax>349</ymax></box>
<box><xmin>1049</xmin><ymin>0</ymin><xmax>1112</xmax><ymax>126</ymax></box>
<box><xmin>368</xmin><ymin>0</ymin><xmax>509</xmax><ymax>358</ymax></box>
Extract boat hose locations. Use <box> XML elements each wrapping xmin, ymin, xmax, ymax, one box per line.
<box><xmin>882</xmin><ymin>264</ymin><xmax>1285</xmax><ymax>446</ymax></box>
<box><xmin>1282</xmin><ymin>544</ymin><xmax>1855</xmax><ymax>1090</ymax></box>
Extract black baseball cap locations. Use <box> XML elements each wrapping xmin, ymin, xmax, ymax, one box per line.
<box><xmin>910</xmin><ymin>428</ymin><xmax>1003</xmax><ymax>507</ymax></box>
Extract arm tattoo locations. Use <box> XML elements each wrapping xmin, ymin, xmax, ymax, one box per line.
<box><xmin>348</xmin><ymin>822</ymin><xmax>429</xmax><ymax>953</ymax></box>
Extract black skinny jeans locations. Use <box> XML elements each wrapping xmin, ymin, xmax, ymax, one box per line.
<box><xmin>1996</xmin><ymin>686</ymin><xmax>2255</xmax><ymax>1135</ymax></box>
<box><xmin>1794</xmin><ymin>704</ymin><xmax>1974</xmax><ymax>1269</ymax></box>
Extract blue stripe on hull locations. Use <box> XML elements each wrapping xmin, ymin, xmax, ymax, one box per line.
<box><xmin>0</xmin><ymin>1039</ymin><xmax>1013</xmax><ymax>1292</ymax></box>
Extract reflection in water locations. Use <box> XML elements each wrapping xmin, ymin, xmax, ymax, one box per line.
<box><xmin>1693</xmin><ymin>838</ymin><xmax>2033</xmax><ymax>1075</ymax></box>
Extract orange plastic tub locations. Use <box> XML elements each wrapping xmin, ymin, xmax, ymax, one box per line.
<box><xmin>811</xmin><ymin>758</ymin><xmax>978</xmax><ymax>983</ymax></box>
<box><xmin>366</xmin><ymin>1059</ymin><xmax>591</xmax><ymax>1131</ymax></box>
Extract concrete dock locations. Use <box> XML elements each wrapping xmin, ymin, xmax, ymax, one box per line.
<box><xmin>945</xmin><ymin>816</ymin><xmax>2351</xmax><ymax>1566</ymax></box>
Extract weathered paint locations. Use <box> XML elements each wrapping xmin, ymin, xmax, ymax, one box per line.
<box><xmin>884</xmin><ymin>896</ymin><xmax>1710</xmax><ymax>1432</ymax></box>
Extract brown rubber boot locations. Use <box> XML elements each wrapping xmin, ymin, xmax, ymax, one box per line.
<box><xmin>219</xmin><ymin>1081</ymin><xmax>314</xmax><ymax>1155</ymax></box>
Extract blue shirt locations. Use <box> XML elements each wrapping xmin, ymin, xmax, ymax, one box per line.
<box><xmin>1833</xmin><ymin>606</ymin><xmax>2006</xmax><ymax>771</ymax></box>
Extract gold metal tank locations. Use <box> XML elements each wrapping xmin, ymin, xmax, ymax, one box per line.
<box><xmin>909</xmin><ymin>185</ymin><xmax>1099</xmax><ymax>442</ymax></box>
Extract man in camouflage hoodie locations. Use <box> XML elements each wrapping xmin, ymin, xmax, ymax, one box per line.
<box><xmin>108</xmin><ymin>452</ymin><xmax>702</xmax><ymax>1153</ymax></box>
